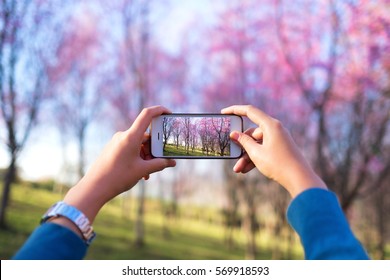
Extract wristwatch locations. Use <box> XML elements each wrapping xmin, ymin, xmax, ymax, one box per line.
<box><xmin>41</xmin><ymin>201</ymin><xmax>96</xmax><ymax>245</ymax></box>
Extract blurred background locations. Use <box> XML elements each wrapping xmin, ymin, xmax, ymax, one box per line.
<box><xmin>0</xmin><ymin>0</ymin><xmax>389</xmax><ymax>259</ymax></box>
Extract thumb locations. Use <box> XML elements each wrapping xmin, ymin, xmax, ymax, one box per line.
<box><xmin>230</xmin><ymin>131</ymin><xmax>260</xmax><ymax>156</ymax></box>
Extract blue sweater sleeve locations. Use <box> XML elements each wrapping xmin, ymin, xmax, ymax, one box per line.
<box><xmin>287</xmin><ymin>188</ymin><xmax>369</xmax><ymax>260</ymax></box>
<box><xmin>12</xmin><ymin>223</ymin><xmax>88</xmax><ymax>260</ymax></box>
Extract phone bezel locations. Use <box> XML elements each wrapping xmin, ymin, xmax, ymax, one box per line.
<box><xmin>151</xmin><ymin>113</ymin><xmax>243</xmax><ymax>159</ymax></box>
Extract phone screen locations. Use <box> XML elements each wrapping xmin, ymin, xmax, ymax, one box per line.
<box><xmin>151</xmin><ymin>114</ymin><xmax>242</xmax><ymax>159</ymax></box>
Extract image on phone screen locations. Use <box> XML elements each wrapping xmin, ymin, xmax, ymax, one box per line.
<box><xmin>151</xmin><ymin>114</ymin><xmax>243</xmax><ymax>159</ymax></box>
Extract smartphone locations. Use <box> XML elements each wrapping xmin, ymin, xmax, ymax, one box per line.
<box><xmin>151</xmin><ymin>114</ymin><xmax>243</xmax><ymax>159</ymax></box>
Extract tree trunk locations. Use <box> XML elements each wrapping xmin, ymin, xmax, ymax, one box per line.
<box><xmin>77</xmin><ymin>124</ymin><xmax>86</xmax><ymax>179</ymax></box>
<box><xmin>134</xmin><ymin>180</ymin><xmax>146</xmax><ymax>248</ymax></box>
<box><xmin>241</xmin><ymin>177</ymin><xmax>258</xmax><ymax>260</ymax></box>
<box><xmin>0</xmin><ymin>154</ymin><xmax>17</xmax><ymax>229</ymax></box>
<box><xmin>244</xmin><ymin>206</ymin><xmax>257</xmax><ymax>260</ymax></box>
<box><xmin>157</xmin><ymin>174</ymin><xmax>170</xmax><ymax>239</ymax></box>
<box><xmin>223</xmin><ymin>161</ymin><xmax>240</xmax><ymax>249</ymax></box>
<box><xmin>375</xmin><ymin>189</ymin><xmax>386</xmax><ymax>260</ymax></box>
<box><xmin>121</xmin><ymin>191</ymin><xmax>131</xmax><ymax>220</ymax></box>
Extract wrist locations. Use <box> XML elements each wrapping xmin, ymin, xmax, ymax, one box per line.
<box><xmin>49</xmin><ymin>216</ymin><xmax>83</xmax><ymax>238</ymax></box>
<box><xmin>285</xmin><ymin>168</ymin><xmax>327</xmax><ymax>198</ymax></box>
<box><xmin>63</xmin><ymin>180</ymin><xmax>108</xmax><ymax>224</ymax></box>
<box><xmin>41</xmin><ymin>201</ymin><xmax>96</xmax><ymax>245</ymax></box>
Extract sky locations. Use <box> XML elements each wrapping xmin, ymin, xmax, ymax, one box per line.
<box><xmin>0</xmin><ymin>0</ymin><xmax>219</xmax><ymax>182</ymax></box>
<box><xmin>154</xmin><ymin>1</ymin><xmax>218</xmax><ymax>53</ymax></box>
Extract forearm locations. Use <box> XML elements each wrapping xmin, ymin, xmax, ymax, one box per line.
<box><xmin>287</xmin><ymin>188</ymin><xmax>369</xmax><ymax>260</ymax></box>
<box><xmin>283</xmin><ymin>164</ymin><xmax>327</xmax><ymax>198</ymax></box>
<box><xmin>63</xmin><ymin>177</ymin><xmax>111</xmax><ymax>224</ymax></box>
<box><xmin>46</xmin><ymin>179</ymin><xmax>109</xmax><ymax>240</ymax></box>
<box><xmin>13</xmin><ymin>223</ymin><xmax>87</xmax><ymax>260</ymax></box>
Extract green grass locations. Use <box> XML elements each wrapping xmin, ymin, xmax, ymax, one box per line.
<box><xmin>3</xmin><ymin>183</ymin><xmax>388</xmax><ymax>260</ymax></box>
<box><xmin>163</xmin><ymin>144</ymin><xmax>230</xmax><ymax>157</ymax></box>
<box><xmin>0</xmin><ymin>184</ymin><xmax>63</xmax><ymax>258</ymax></box>
<box><xmin>0</xmin><ymin>183</ymin><xmax>306</xmax><ymax>260</ymax></box>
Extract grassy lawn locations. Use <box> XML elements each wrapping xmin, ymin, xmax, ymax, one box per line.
<box><xmin>2</xmin><ymin>183</ymin><xmax>389</xmax><ymax>260</ymax></box>
<box><xmin>163</xmin><ymin>144</ymin><xmax>229</xmax><ymax>157</ymax></box>
<box><xmin>1</xmin><ymin>183</ymin><xmax>303</xmax><ymax>260</ymax></box>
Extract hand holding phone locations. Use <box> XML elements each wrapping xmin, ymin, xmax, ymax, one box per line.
<box><xmin>221</xmin><ymin>105</ymin><xmax>327</xmax><ymax>198</ymax></box>
<box><xmin>151</xmin><ymin>114</ymin><xmax>243</xmax><ymax>159</ymax></box>
<box><xmin>62</xmin><ymin>106</ymin><xmax>176</xmax><ymax>225</ymax></box>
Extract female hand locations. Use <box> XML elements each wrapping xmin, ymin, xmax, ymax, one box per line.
<box><xmin>222</xmin><ymin>105</ymin><xmax>326</xmax><ymax>198</ymax></box>
<box><xmin>63</xmin><ymin>105</ymin><xmax>176</xmax><ymax>223</ymax></box>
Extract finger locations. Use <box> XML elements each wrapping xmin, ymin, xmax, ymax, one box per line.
<box><xmin>141</xmin><ymin>135</ymin><xmax>153</xmax><ymax>160</ymax></box>
<box><xmin>129</xmin><ymin>105</ymin><xmax>172</xmax><ymax>141</ymax></box>
<box><xmin>233</xmin><ymin>157</ymin><xmax>246</xmax><ymax>173</ymax></box>
<box><xmin>141</xmin><ymin>157</ymin><xmax>176</xmax><ymax>183</ymax></box>
<box><xmin>233</xmin><ymin>153</ymin><xmax>255</xmax><ymax>173</ymax></box>
<box><xmin>244</xmin><ymin>127</ymin><xmax>263</xmax><ymax>141</ymax></box>
<box><xmin>221</xmin><ymin>105</ymin><xmax>271</xmax><ymax>127</ymax></box>
<box><xmin>230</xmin><ymin>130</ymin><xmax>263</xmax><ymax>165</ymax></box>
<box><xmin>144</xmin><ymin>158</ymin><xmax>176</xmax><ymax>175</ymax></box>
<box><xmin>244</xmin><ymin>127</ymin><xmax>256</xmax><ymax>135</ymax></box>
<box><xmin>240</xmin><ymin>161</ymin><xmax>256</xmax><ymax>173</ymax></box>
<box><xmin>142</xmin><ymin>132</ymin><xmax>151</xmax><ymax>144</ymax></box>
<box><xmin>140</xmin><ymin>143</ymin><xmax>154</xmax><ymax>160</ymax></box>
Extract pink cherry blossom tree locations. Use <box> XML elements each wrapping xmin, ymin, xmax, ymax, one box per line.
<box><xmin>211</xmin><ymin>117</ymin><xmax>231</xmax><ymax>156</ymax></box>
<box><xmin>273</xmin><ymin>0</ymin><xmax>390</xmax><ymax>212</ymax></box>
<box><xmin>171</xmin><ymin>118</ymin><xmax>183</xmax><ymax>148</ymax></box>
<box><xmin>202</xmin><ymin>0</ymin><xmax>390</xmax><ymax>258</ymax></box>
<box><xmin>162</xmin><ymin>116</ymin><xmax>174</xmax><ymax>150</ymax></box>
<box><xmin>102</xmin><ymin>0</ymin><xmax>189</xmax><ymax>248</ymax></box>
<box><xmin>201</xmin><ymin>0</ymin><xmax>267</xmax><ymax>258</ymax></box>
<box><xmin>47</xmin><ymin>4</ymin><xmax>105</xmax><ymax>179</ymax></box>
